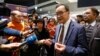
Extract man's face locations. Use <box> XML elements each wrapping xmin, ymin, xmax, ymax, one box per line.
<box><xmin>56</xmin><ymin>5</ymin><xmax>69</xmax><ymax>24</ymax></box>
<box><xmin>13</xmin><ymin>12</ymin><xmax>22</xmax><ymax>23</ymax></box>
<box><xmin>84</xmin><ymin>9</ymin><xmax>95</xmax><ymax>23</ymax></box>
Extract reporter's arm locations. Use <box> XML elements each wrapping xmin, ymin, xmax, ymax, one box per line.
<box><xmin>0</xmin><ymin>44</ymin><xmax>10</xmax><ymax>51</ymax></box>
<box><xmin>0</xmin><ymin>43</ymin><xmax>21</xmax><ymax>51</ymax></box>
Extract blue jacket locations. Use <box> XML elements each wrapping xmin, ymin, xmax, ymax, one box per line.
<box><xmin>52</xmin><ymin>21</ymin><xmax>88</xmax><ymax>56</ymax></box>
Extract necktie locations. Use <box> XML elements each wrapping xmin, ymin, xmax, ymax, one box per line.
<box><xmin>58</xmin><ymin>24</ymin><xmax>64</xmax><ymax>44</ymax></box>
<box><xmin>56</xmin><ymin>24</ymin><xmax>64</xmax><ymax>56</ymax></box>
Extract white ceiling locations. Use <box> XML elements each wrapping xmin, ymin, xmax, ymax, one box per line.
<box><xmin>68</xmin><ymin>0</ymin><xmax>77</xmax><ymax>3</ymax></box>
<box><xmin>28</xmin><ymin>0</ymin><xmax>100</xmax><ymax>15</ymax></box>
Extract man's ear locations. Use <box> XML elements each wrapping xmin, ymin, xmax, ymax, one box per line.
<box><xmin>67</xmin><ymin>12</ymin><xmax>70</xmax><ymax>14</ymax></box>
<box><xmin>93</xmin><ymin>13</ymin><xmax>97</xmax><ymax>17</ymax></box>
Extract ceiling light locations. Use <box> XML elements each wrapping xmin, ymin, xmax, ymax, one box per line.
<box><xmin>68</xmin><ymin>0</ymin><xmax>77</xmax><ymax>3</ymax></box>
<box><xmin>0</xmin><ymin>0</ymin><xmax>4</xmax><ymax>3</ymax></box>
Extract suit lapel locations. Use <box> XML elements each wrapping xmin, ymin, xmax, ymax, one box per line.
<box><xmin>89</xmin><ymin>22</ymin><xmax>99</xmax><ymax>48</ymax></box>
<box><xmin>64</xmin><ymin>21</ymin><xmax>74</xmax><ymax>44</ymax></box>
<box><xmin>55</xmin><ymin>24</ymin><xmax>61</xmax><ymax>42</ymax></box>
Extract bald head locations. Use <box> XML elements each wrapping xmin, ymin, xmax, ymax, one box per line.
<box><xmin>11</xmin><ymin>10</ymin><xmax>22</xmax><ymax>16</ymax></box>
<box><xmin>11</xmin><ymin>10</ymin><xmax>22</xmax><ymax>23</ymax></box>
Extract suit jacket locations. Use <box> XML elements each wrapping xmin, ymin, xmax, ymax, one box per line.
<box><xmin>88</xmin><ymin>22</ymin><xmax>100</xmax><ymax>56</ymax></box>
<box><xmin>51</xmin><ymin>21</ymin><xmax>88</xmax><ymax>56</ymax></box>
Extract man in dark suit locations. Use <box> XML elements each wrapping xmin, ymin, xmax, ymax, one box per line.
<box><xmin>44</xmin><ymin>4</ymin><xmax>88</xmax><ymax>56</ymax></box>
<box><xmin>84</xmin><ymin>7</ymin><xmax>100</xmax><ymax>56</ymax></box>
<box><xmin>93</xmin><ymin>26</ymin><xmax>100</xmax><ymax>56</ymax></box>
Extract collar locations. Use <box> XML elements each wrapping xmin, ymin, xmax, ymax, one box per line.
<box><xmin>64</xmin><ymin>18</ymin><xmax>71</xmax><ymax>27</ymax></box>
<box><xmin>90</xmin><ymin>20</ymin><xmax>96</xmax><ymax>26</ymax></box>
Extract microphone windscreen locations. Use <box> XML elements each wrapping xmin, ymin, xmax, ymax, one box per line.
<box><xmin>19</xmin><ymin>34</ymin><xmax>37</xmax><ymax>47</ymax></box>
<box><xmin>25</xmin><ymin>34</ymin><xmax>37</xmax><ymax>45</ymax></box>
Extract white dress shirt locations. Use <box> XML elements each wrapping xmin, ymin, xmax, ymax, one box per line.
<box><xmin>90</xmin><ymin>20</ymin><xmax>96</xmax><ymax>26</ymax></box>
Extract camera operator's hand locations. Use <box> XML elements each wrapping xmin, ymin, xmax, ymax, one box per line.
<box><xmin>0</xmin><ymin>43</ymin><xmax>21</xmax><ymax>52</ymax></box>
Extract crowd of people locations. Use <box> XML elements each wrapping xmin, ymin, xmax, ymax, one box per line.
<box><xmin>0</xmin><ymin>3</ymin><xmax>100</xmax><ymax>56</ymax></box>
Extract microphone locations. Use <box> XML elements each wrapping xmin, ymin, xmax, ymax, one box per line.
<box><xmin>0</xmin><ymin>18</ymin><xmax>22</xmax><ymax>37</ymax></box>
<box><xmin>0</xmin><ymin>18</ymin><xmax>9</xmax><ymax>29</ymax></box>
<box><xmin>9</xmin><ymin>34</ymin><xmax>37</xmax><ymax>51</ymax></box>
<box><xmin>19</xmin><ymin>34</ymin><xmax>37</xmax><ymax>47</ymax></box>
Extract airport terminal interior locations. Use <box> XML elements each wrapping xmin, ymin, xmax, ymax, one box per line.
<box><xmin>0</xmin><ymin>0</ymin><xmax>100</xmax><ymax>56</ymax></box>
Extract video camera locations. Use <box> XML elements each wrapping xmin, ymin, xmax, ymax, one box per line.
<box><xmin>0</xmin><ymin>3</ymin><xmax>11</xmax><ymax>29</ymax></box>
<box><xmin>0</xmin><ymin>3</ymin><xmax>22</xmax><ymax>37</ymax></box>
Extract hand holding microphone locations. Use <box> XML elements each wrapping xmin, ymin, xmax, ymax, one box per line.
<box><xmin>19</xmin><ymin>34</ymin><xmax>37</xmax><ymax>47</ymax></box>
<box><xmin>7</xmin><ymin>34</ymin><xmax>37</xmax><ymax>51</ymax></box>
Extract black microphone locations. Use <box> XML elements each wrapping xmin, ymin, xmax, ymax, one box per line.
<box><xmin>9</xmin><ymin>34</ymin><xmax>37</xmax><ymax>51</ymax></box>
<box><xmin>0</xmin><ymin>18</ymin><xmax>9</xmax><ymax>29</ymax></box>
<box><xmin>19</xmin><ymin>34</ymin><xmax>37</xmax><ymax>47</ymax></box>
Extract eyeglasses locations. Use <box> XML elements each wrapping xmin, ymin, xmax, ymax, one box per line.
<box><xmin>55</xmin><ymin>11</ymin><xmax>66</xmax><ymax>16</ymax></box>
